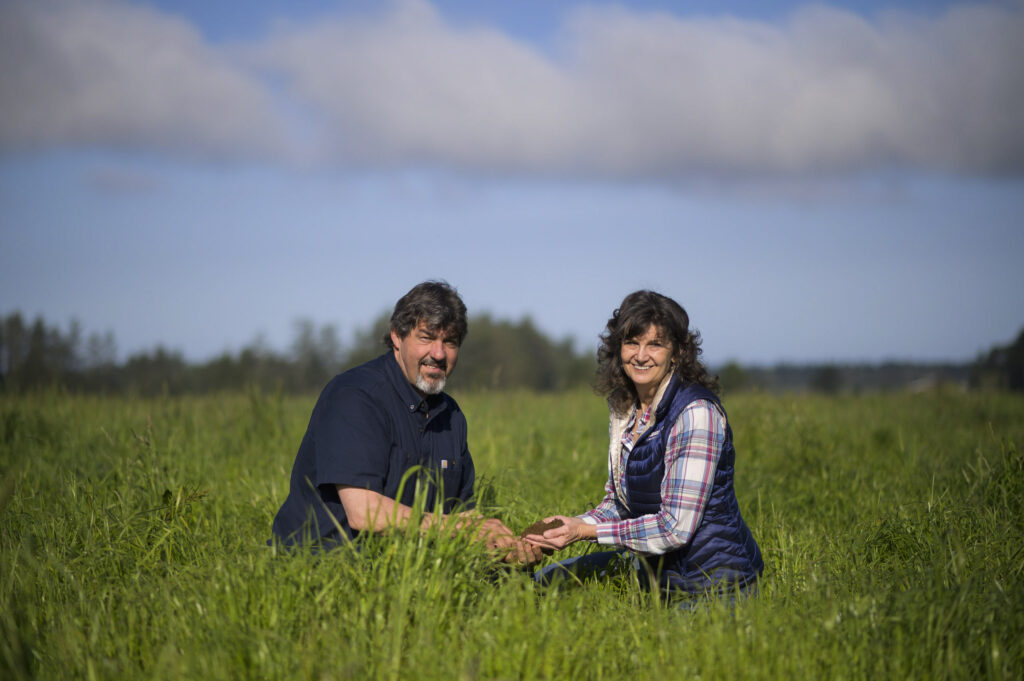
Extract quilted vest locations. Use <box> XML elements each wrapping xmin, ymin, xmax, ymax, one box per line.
<box><xmin>622</xmin><ymin>375</ymin><xmax>763</xmax><ymax>594</ymax></box>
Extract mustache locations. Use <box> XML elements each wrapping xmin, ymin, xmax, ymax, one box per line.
<box><xmin>421</xmin><ymin>358</ymin><xmax>447</xmax><ymax>370</ymax></box>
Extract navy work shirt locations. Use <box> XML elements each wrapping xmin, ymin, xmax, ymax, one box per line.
<box><xmin>270</xmin><ymin>352</ymin><xmax>476</xmax><ymax>547</ymax></box>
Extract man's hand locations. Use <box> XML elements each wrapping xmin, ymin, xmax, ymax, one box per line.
<box><xmin>337</xmin><ymin>489</ymin><xmax>542</xmax><ymax>565</ymax></box>
<box><xmin>522</xmin><ymin>515</ymin><xmax>595</xmax><ymax>551</ymax></box>
<box><xmin>472</xmin><ymin>517</ymin><xmax>543</xmax><ymax>565</ymax></box>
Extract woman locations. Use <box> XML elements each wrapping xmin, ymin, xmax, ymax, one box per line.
<box><xmin>524</xmin><ymin>290</ymin><xmax>763</xmax><ymax>602</ymax></box>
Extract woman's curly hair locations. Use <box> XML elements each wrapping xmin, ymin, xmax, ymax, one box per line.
<box><xmin>595</xmin><ymin>290</ymin><xmax>719</xmax><ymax>414</ymax></box>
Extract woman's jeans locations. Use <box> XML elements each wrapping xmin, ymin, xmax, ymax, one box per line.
<box><xmin>534</xmin><ymin>549</ymin><xmax>758</xmax><ymax>609</ymax></box>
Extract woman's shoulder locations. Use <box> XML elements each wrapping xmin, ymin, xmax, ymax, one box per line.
<box><xmin>671</xmin><ymin>398</ymin><xmax>726</xmax><ymax>433</ymax></box>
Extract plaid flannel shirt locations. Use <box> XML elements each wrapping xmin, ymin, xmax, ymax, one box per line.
<box><xmin>580</xmin><ymin>399</ymin><xmax>725</xmax><ymax>555</ymax></box>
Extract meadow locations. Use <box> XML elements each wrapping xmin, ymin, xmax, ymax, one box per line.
<box><xmin>1</xmin><ymin>386</ymin><xmax>1022</xmax><ymax>680</ymax></box>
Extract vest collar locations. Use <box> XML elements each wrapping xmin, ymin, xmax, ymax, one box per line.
<box><xmin>647</xmin><ymin>371</ymin><xmax>679</xmax><ymax>426</ymax></box>
<box><xmin>608</xmin><ymin>371</ymin><xmax>679</xmax><ymax>510</ymax></box>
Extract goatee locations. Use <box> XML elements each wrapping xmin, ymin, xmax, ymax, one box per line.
<box><xmin>415</xmin><ymin>374</ymin><xmax>446</xmax><ymax>395</ymax></box>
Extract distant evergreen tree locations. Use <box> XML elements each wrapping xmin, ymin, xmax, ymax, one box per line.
<box><xmin>972</xmin><ymin>327</ymin><xmax>1024</xmax><ymax>391</ymax></box>
<box><xmin>341</xmin><ymin>312</ymin><xmax>392</xmax><ymax>370</ymax></box>
<box><xmin>122</xmin><ymin>346</ymin><xmax>192</xmax><ymax>395</ymax></box>
<box><xmin>809</xmin><ymin>364</ymin><xmax>843</xmax><ymax>394</ymax></box>
<box><xmin>451</xmin><ymin>314</ymin><xmax>593</xmax><ymax>392</ymax></box>
<box><xmin>718</xmin><ymin>361</ymin><xmax>750</xmax><ymax>394</ymax></box>
<box><xmin>0</xmin><ymin>313</ymin><xmax>79</xmax><ymax>390</ymax></box>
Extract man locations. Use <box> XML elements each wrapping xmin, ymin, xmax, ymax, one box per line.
<box><xmin>270</xmin><ymin>281</ymin><xmax>539</xmax><ymax>564</ymax></box>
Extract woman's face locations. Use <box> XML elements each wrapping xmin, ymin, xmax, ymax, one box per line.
<box><xmin>620</xmin><ymin>324</ymin><xmax>674</xmax><ymax>396</ymax></box>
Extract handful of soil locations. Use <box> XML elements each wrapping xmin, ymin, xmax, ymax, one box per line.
<box><xmin>520</xmin><ymin>518</ymin><xmax>564</xmax><ymax>537</ymax></box>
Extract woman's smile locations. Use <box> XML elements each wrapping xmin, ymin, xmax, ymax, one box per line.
<box><xmin>620</xmin><ymin>324</ymin><xmax>674</xmax><ymax>401</ymax></box>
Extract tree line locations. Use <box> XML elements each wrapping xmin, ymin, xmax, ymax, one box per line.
<box><xmin>3</xmin><ymin>311</ymin><xmax>1021</xmax><ymax>396</ymax></box>
<box><xmin>0</xmin><ymin>311</ymin><xmax>595</xmax><ymax>396</ymax></box>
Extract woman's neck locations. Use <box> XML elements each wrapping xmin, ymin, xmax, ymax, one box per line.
<box><xmin>636</xmin><ymin>388</ymin><xmax>657</xmax><ymax>413</ymax></box>
<box><xmin>635</xmin><ymin>372</ymin><xmax>673</xmax><ymax>414</ymax></box>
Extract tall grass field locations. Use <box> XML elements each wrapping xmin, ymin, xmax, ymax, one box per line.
<box><xmin>2</xmin><ymin>387</ymin><xmax>1022</xmax><ymax>680</ymax></box>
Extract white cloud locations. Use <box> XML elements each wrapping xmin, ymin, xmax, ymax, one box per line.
<box><xmin>253</xmin><ymin>0</ymin><xmax>580</xmax><ymax>171</ymax></box>
<box><xmin>258</xmin><ymin>0</ymin><xmax>1024</xmax><ymax>176</ymax></box>
<box><xmin>3</xmin><ymin>0</ymin><xmax>1023</xmax><ymax>176</ymax></box>
<box><xmin>0</xmin><ymin>0</ymin><xmax>285</xmax><ymax>159</ymax></box>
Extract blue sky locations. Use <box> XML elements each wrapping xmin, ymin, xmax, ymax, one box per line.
<box><xmin>1</xmin><ymin>0</ymin><xmax>1023</xmax><ymax>367</ymax></box>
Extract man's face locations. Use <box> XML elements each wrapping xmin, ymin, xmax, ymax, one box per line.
<box><xmin>391</xmin><ymin>322</ymin><xmax>459</xmax><ymax>396</ymax></box>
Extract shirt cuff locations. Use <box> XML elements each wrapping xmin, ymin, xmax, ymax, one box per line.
<box><xmin>593</xmin><ymin>522</ymin><xmax>619</xmax><ymax>546</ymax></box>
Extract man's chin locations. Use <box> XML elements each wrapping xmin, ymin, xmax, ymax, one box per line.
<box><xmin>415</xmin><ymin>374</ymin><xmax>446</xmax><ymax>395</ymax></box>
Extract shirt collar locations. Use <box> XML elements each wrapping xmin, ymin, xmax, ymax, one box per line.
<box><xmin>383</xmin><ymin>351</ymin><xmax>447</xmax><ymax>416</ymax></box>
<box><xmin>646</xmin><ymin>371</ymin><xmax>676</xmax><ymax>418</ymax></box>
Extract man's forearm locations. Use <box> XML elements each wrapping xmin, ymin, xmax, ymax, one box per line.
<box><xmin>337</xmin><ymin>485</ymin><xmax>541</xmax><ymax>564</ymax></box>
<box><xmin>337</xmin><ymin>486</ymin><xmax>436</xmax><ymax>532</ymax></box>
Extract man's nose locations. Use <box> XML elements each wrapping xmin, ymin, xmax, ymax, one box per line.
<box><xmin>429</xmin><ymin>340</ymin><xmax>446</xmax><ymax>359</ymax></box>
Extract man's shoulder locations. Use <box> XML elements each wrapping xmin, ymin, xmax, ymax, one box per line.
<box><xmin>335</xmin><ymin>354</ymin><xmax>391</xmax><ymax>387</ymax></box>
<box><xmin>317</xmin><ymin>354</ymin><xmax>393</xmax><ymax>404</ymax></box>
<box><xmin>441</xmin><ymin>392</ymin><xmax>463</xmax><ymax>415</ymax></box>
<box><xmin>435</xmin><ymin>393</ymin><xmax>467</xmax><ymax>435</ymax></box>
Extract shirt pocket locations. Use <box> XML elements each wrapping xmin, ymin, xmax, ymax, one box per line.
<box><xmin>436</xmin><ymin>456</ymin><xmax>463</xmax><ymax>500</ymax></box>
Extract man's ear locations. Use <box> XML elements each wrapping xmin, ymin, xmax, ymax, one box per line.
<box><xmin>390</xmin><ymin>329</ymin><xmax>401</xmax><ymax>348</ymax></box>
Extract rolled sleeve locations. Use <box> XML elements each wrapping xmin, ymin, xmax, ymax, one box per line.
<box><xmin>313</xmin><ymin>385</ymin><xmax>392</xmax><ymax>493</ymax></box>
<box><xmin>579</xmin><ymin>478</ymin><xmax>624</xmax><ymax>525</ymax></box>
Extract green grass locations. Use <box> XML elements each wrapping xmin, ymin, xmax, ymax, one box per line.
<box><xmin>2</xmin><ymin>387</ymin><xmax>1022</xmax><ymax>680</ymax></box>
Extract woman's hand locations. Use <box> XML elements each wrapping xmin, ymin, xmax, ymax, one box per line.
<box><xmin>461</xmin><ymin>514</ymin><xmax>544</xmax><ymax>565</ymax></box>
<box><xmin>522</xmin><ymin>515</ymin><xmax>596</xmax><ymax>551</ymax></box>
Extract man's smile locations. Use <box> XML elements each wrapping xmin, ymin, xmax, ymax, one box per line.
<box><xmin>421</xmin><ymin>360</ymin><xmax>447</xmax><ymax>375</ymax></box>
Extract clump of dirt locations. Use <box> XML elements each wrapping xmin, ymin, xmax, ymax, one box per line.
<box><xmin>520</xmin><ymin>518</ymin><xmax>564</xmax><ymax>537</ymax></box>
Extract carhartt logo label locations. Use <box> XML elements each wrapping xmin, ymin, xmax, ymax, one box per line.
<box><xmin>441</xmin><ymin>460</ymin><xmax>449</xmax><ymax>469</ymax></box>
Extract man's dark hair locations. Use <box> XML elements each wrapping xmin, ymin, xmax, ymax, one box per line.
<box><xmin>595</xmin><ymin>290</ymin><xmax>719</xmax><ymax>414</ymax></box>
<box><xmin>382</xmin><ymin>281</ymin><xmax>468</xmax><ymax>349</ymax></box>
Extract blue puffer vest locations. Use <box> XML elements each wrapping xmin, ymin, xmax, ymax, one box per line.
<box><xmin>622</xmin><ymin>375</ymin><xmax>763</xmax><ymax>594</ymax></box>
